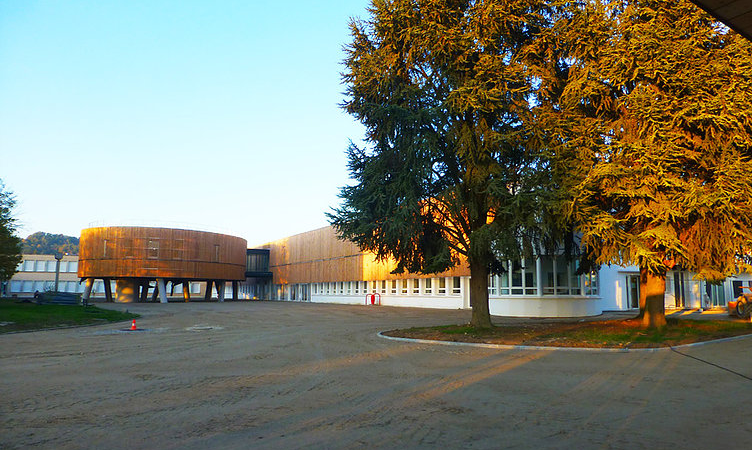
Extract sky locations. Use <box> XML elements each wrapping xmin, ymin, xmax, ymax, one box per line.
<box><xmin>0</xmin><ymin>0</ymin><xmax>372</xmax><ymax>246</ymax></box>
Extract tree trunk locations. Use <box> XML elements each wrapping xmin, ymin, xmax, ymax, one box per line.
<box><xmin>469</xmin><ymin>257</ymin><xmax>493</xmax><ymax>328</ymax></box>
<box><xmin>639</xmin><ymin>267</ymin><xmax>667</xmax><ymax>328</ymax></box>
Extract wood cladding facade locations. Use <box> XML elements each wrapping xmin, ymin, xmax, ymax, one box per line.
<box><xmin>262</xmin><ymin>226</ymin><xmax>469</xmax><ymax>285</ymax></box>
<box><xmin>78</xmin><ymin>227</ymin><xmax>247</xmax><ymax>281</ymax></box>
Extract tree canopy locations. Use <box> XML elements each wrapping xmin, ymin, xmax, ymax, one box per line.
<box><xmin>545</xmin><ymin>0</ymin><xmax>752</xmax><ymax>326</ymax></box>
<box><xmin>22</xmin><ymin>232</ymin><xmax>79</xmax><ymax>256</ymax></box>
<box><xmin>0</xmin><ymin>181</ymin><xmax>22</xmax><ymax>285</ymax></box>
<box><xmin>330</xmin><ymin>0</ymin><xmax>562</xmax><ymax>327</ymax></box>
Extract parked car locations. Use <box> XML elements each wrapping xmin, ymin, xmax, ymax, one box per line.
<box><xmin>729</xmin><ymin>288</ymin><xmax>752</xmax><ymax>319</ymax></box>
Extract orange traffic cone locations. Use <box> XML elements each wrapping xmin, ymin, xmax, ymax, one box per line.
<box><xmin>130</xmin><ymin>319</ymin><xmax>137</xmax><ymax>331</ymax></box>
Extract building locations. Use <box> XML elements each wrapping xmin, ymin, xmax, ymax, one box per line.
<box><xmin>250</xmin><ymin>225</ymin><xmax>752</xmax><ymax>317</ymax></box>
<box><xmin>77</xmin><ymin>226</ymin><xmax>247</xmax><ymax>303</ymax></box>
<box><xmin>7</xmin><ymin>224</ymin><xmax>751</xmax><ymax>316</ymax></box>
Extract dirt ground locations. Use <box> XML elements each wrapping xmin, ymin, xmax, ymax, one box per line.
<box><xmin>1</xmin><ymin>301</ymin><xmax>751</xmax><ymax>449</ymax></box>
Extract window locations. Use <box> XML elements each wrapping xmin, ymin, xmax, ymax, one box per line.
<box><xmin>68</xmin><ymin>261</ymin><xmax>78</xmax><ymax>273</ymax></box>
<box><xmin>390</xmin><ymin>280</ymin><xmax>397</xmax><ymax>295</ymax></box>
<box><xmin>173</xmin><ymin>239</ymin><xmax>184</xmax><ymax>260</ymax></box>
<box><xmin>354</xmin><ymin>281</ymin><xmax>360</xmax><ymax>294</ymax></box>
<box><xmin>380</xmin><ymin>280</ymin><xmax>386</xmax><ymax>294</ymax></box>
<box><xmin>438</xmin><ymin>277</ymin><xmax>446</xmax><ymax>294</ymax></box>
<box><xmin>24</xmin><ymin>260</ymin><xmax>35</xmax><ymax>271</ymax></box>
<box><xmin>35</xmin><ymin>260</ymin><xmax>46</xmax><ymax>272</ymax></box>
<box><xmin>347</xmin><ymin>281</ymin><xmax>352</xmax><ymax>295</ymax></box>
<box><xmin>148</xmin><ymin>239</ymin><xmax>159</xmax><ymax>259</ymax></box>
<box><xmin>424</xmin><ymin>278</ymin><xmax>432</xmax><ymax>295</ymax></box>
<box><xmin>213</xmin><ymin>244</ymin><xmax>220</xmax><ymax>262</ymax></box>
<box><xmin>46</xmin><ymin>260</ymin><xmax>57</xmax><ymax>272</ymax></box>
<box><xmin>413</xmin><ymin>279</ymin><xmax>420</xmax><ymax>294</ymax></box>
<box><xmin>488</xmin><ymin>275</ymin><xmax>497</xmax><ymax>296</ymax></box>
<box><xmin>452</xmin><ymin>277</ymin><xmax>461</xmax><ymax>294</ymax></box>
<box><xmin>402</xmin><ymin>279</ymin><xmax>409</xmax><ymax>294</ymax></box>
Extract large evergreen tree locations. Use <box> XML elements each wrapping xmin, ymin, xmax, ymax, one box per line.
<box><xmin>330</xmin><ymin>0</ymin><xmax>561</xmax><ymax>327</ymax></box>
<box><xmin>0</xmin><ymin>181</ymin><xmax>23</xmax><ymax>289</ymax></box>
<box><xmin>545</xmin><ymin>0</ymin><xmax>752</xmax><ymax>327</ymax></box>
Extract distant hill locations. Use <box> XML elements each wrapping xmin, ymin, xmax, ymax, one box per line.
<box><xmin>22</xmin><ymin>232</ymin><xmax>79</xmax><ymax>255</ymax></box>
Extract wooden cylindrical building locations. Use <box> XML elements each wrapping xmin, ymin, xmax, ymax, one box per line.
<box><xmin>78</xmin><ymin>226</ymin><xmax>247</xmax><ymax>303</ymax></box>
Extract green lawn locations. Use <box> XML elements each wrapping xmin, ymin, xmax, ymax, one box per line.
<box><xmin>0</xmin><ymin>298</ymin><xmax>138</xmax><ymax>333</ymax></box>
<box><xmin>386</xmin><ymin>317</ymin><xmax>752</xmax><ymax>348</ymax></box>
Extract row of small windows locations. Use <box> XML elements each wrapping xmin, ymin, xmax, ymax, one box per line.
<box><xmin>10</xmin><ymin>280</ymin><xmax>85</xmax><ymax>293</ymax></box>
<box><xmin>309</xmin><ymin>277</ymin><xmax>463</xmax><ymax>296</ymax></box>
<box><xmin>17</xmin><ymin>260</ymin><xmax>78</xmax><ymax>273</ymax></box>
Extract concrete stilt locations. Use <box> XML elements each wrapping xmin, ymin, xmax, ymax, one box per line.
<box><xmin>157</xmin><ymin>278</ymin><xmax>168</xmax><ymax>304</ymax></box>
<box><xmin>150</xmin><ymin>281</ymin><xmax>158</xmax><ymax>302</ymax></box>
<box><xmin>183</xmin><ymin>281</ymin><xmax>191</xmax><ymax>302</ymax></box>
<box><xmin>204</xmin><ymin>280</ymin><xmax>213</xmax><ymax>301</ymax></box>
<box><xmin>232</xmin><ymin>281</ymin><xmax>239</xmax><ymax>301</ymax></box>
<box><xmin>103</xmin><ymin>278</ymin><xmax>113</xmax><ymax>303</ymax></box>
<box><xmin>115</xmin><ymin>279</ymin><xmax>137</xmax><ymax>303</ymax></box>
<box><xmin>217</xmin><ymin>281</ymin><xmax>226</xmax><ymax>302</ymax></box>
<box><xmin>141</xmin><ymin>282</ymin><xmax>151</xmax><ymax>302</ymax></box>
<box><xmin>82</xmin><ymin>278</ymin><xmax>94</xmax><ymax>302</ymax></box>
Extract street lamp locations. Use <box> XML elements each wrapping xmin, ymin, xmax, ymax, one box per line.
<box><xmin>54</xmin><ymin>252</ymin><xmax>63</xmax><ymax>293</ymax></box>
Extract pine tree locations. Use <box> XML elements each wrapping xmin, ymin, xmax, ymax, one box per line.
<box><xmin>0</xmin><ymin>181</ymin><xmax>22</xmax><ymax>288</ymax></box>
<box><xmin>330</xmin><ymin>0</ymin><xmax>562</xmax><ymax>327</ymax></box>
<box><xmin>546</xmin><ymin>0</ymin><xmax>752</xmax><ymax>327</ymax></box>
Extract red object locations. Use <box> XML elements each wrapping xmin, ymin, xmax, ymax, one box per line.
<box><xmin>130</xmin><ymin>319</ymin><xmax>137</xmax><ymax>331</ymax></box>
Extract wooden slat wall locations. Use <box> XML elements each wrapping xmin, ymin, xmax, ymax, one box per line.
<box><xmin>78</xmin><ymin>227</ymin><xmax>247</xmax><ymax>280</ymax></box>
<box><xmin>264</xmin><ymin>226</ymin><xmax>469</xmax><ymax>285</ymax></box>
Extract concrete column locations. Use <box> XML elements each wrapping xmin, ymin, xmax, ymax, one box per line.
<box><xmin>232</xmin><ymin>281</ymin><xmax>239</xmax><ymax>301</ymax></box>
<box><xmin>217</xmin><ymin>281</ymin><xmax>226</xmax><ymax>302</ymax></box>
<box><xmin>183</xmin><ymin>281</ymin><xmax>191</xmax><ymax>302</ymax></box>
<box><xmin>82</xmin><ymin>278</ymin><xmax>94</xmax><ymax>302</ymax></box>
<box><xmin>157</xmin><ymin>278</ymin><xmax>168</xmax><ymax>304</ymax></box>
<box><xmin>115</xmin><ymin>279</ymin><xmax>137</xmax><ymax>303</ymax></box>
<box><xmin>103</xmin><ymin>278</ymin><xmax>113</xmax><ymax>302</ymax></box>
<box><xmin>462</xmin><ymin>276</ymin><xmax>471</xmax><ymax>309</ymax></box>
<box><xmin>536</xmin><ymin>257</ymin><xmax>543</xmax><ymax>297</ymax></box>
<box><xmin>144</xmin><ymin>282</ymin><xmax>153</xmax><ymax>302</ymax></box>
<box><xmin>204</xmin><ymin>280</ymin><xmax>213</xmax><ymax>301</ymax></box>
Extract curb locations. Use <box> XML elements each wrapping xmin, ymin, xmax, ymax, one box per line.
<box><xmin>376</xmin><ymin>331</ymin><xmax>752</xmax><ymax>353</ymax></box>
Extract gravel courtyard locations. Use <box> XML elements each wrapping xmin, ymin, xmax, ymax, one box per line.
<box><xmin>1</xmin><ymin>301</ymin><xmax>750</xmax><ymax>449</ymax></box>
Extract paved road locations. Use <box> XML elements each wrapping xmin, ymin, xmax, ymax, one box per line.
<box><xmin>1</xmin><ymin>301</ymin><xmax>750</xmax><ymax>449</ymax></box>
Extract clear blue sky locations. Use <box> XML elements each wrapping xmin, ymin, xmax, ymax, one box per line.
<box><xmin>0</xmin><ymin>0</ymin><xmax>370</xmax><ymax>246</ymax></box>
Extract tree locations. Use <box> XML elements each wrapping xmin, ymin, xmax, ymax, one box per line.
<box><xmin>22</xmin><ymin>232</ymin><xmax>79</xmax><ymax>256</ymax></box>
<box><xmin>0</xmin><ymin>180</ymin><xmax>23</xmax><ymax>290</ymax></box>
<box><xmin>546</xmin><ymin>0</ymin><xmax>752</xmax><ymax>327</ymax></box>
<box><xmin>330</xmin><ymin>0</ymin><xmax>562</xmax><ymax>327</ymax></box>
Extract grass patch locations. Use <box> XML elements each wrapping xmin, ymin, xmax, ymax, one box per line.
<box><xmin>385</xmin><ymin>317</ymin><xmax>752</xmax><ymax>348</ymax></box>
<box><xmin>0</xmin><ymin>298</ymin><xmax>138</xmax><ymax>333</ymax></box>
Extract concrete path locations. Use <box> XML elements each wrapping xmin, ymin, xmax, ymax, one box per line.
<box><xmin>1</xmin><ymin>301</ymin><xmax>750</xmax><ymax>449</ymax></box>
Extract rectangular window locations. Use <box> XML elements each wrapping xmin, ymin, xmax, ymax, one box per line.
<box><xmin>488</xmin><ymin>275</ymin><xmax>497</xmax><ymax>296</ymax></box>
<box><xmin>213</xmin><ymin>244</ymin><xmax>220</xmax><ymax>262</ymax></box>
<box><xmin>424</xmin><ymin>278</ymin><xmax>432</xmax><ymax>295</ymax></box>
<box><xmin>452</xmin><ymin>277</ymin><xmax>461</xmax><ymax>294</ymax></box>
<box><xmin>46</xmin><ymin>260</ymin><xmax>57</xmax><ymax>272</ymax></box>
<box><xmin>35</xmin><ymin>260</ymin><xmax>45</xmax><ymax>272</ymax></box>
<box><xmin>402</xmin><ymin>279</ymin><xmax>408</xmax><ymax>294</ymax></box>
<box><xmin>438</xmin><ymin>277</ymin><xmax>446</xmax><ymax>294</ymax></box>
<box><xmin>24</xmin><ymin>260</ymin><xmax>35</xmax><ymax>271</ymax></box>
<box><xmin>173</xmin><ymin>239</ymin><xmax>184</xmax><ymax>260</ymax></box>
<box><xmin>347</xmin><ymin>281</ymin><xmax>352</xmax><ymax>295</ymax></box>
<box><xmin>148</xmin><ymin>239</ymin><xmax>159</xmax><ymax>259</ymax></box>
<box><xmin>380</xmin><ymin>280</ymin><xmax>386</xmax><ymax>294</ymax></box>
<box><xmin>68</xmin><ymin>261</ymin><xmax>78</xmax><ymax>273</ymax></box>
<box><xmin>413</xmin><ymin>279</ymin><xmax>420</xmax><ymax>295</ymax></box>
<box><xmin>103</xmin><ymin>239</ymin><xmax>109</xmax><ymax>257</ymax></box>
<box><xmin>390</xmin><ymin>280</ymin><xmax>397</xmax><ymax>295</ymax></box>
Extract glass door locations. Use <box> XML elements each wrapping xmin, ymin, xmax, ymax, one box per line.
<box><xmin>627</xmin><ymin>275</ymin><xmax>640</xmax><ymax>309</ymax></box>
